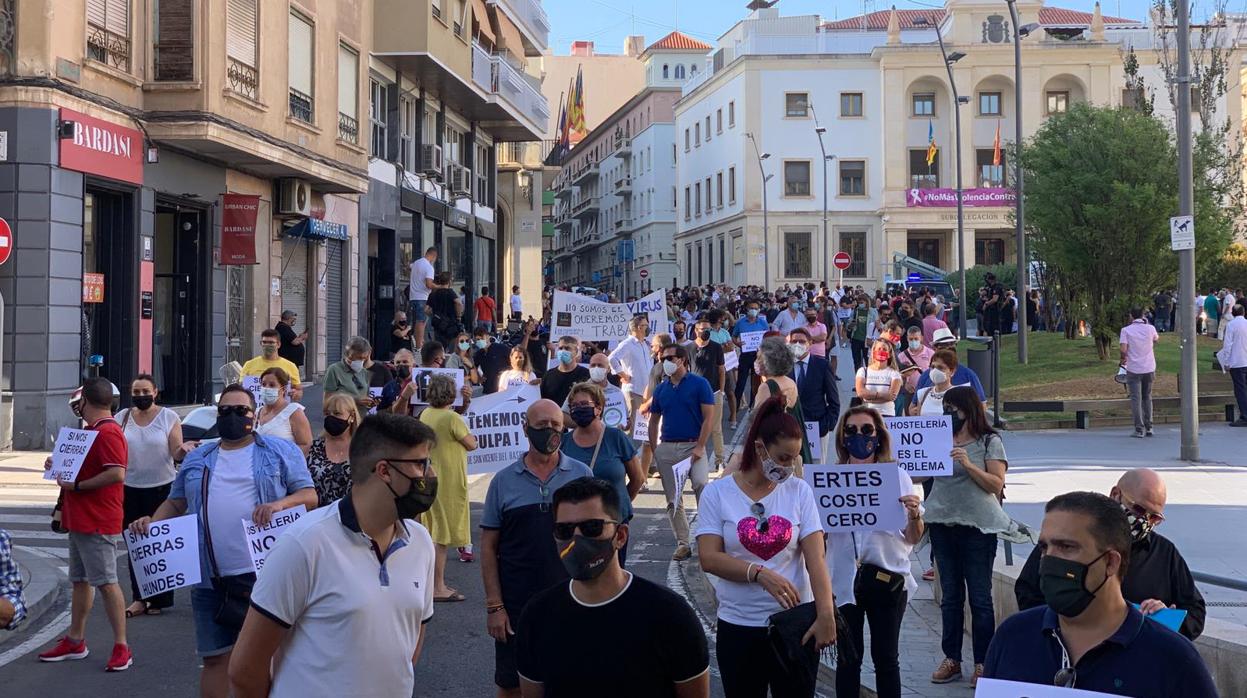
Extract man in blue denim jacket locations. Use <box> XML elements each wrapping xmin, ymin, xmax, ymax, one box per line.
<box><xmin>129</xmin><ymin>384</ymin><xmax>316</xmax><ymax>698</ymax></box>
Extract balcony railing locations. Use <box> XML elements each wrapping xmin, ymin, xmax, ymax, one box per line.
<box><xmin>472</xmin><ymin>42</ymin><xmax>550</xmax><ymax>131</ymax></box>
<box><xmin>498</xmin><ymin>140</ymin><xmax>556</xmax><ymax>166</ymax></box>
<box><xmin>488</xmin><ymin>0</ymin><xmax>550</xmax><ymax>52</ymax></box>
<box><xmin>87</xmin><ymin>24</ymin><xmax>131</xmax><ymax>71</ymax></box>
<box><xmin>227</xmin><ymin>57</ymin><xmax>259</xmax><ymax>100</ymax></box>
<box><xmin>338</xmin><ymin>112</ymin><xmax>359</xmax><ymax>143</ymax></box>
<box><xmin>289</xmin><ymin>88</ymin><xmax>314</xmax><ymax>124</ymax></box>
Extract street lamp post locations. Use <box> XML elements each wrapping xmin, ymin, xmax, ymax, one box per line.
<box><xmin>914</xmin><ymin>16</ymin><xmax>969</xmax><ymax>336</ymax></box>
<box><xmin>1176</xmin><ymin>0</ymin><xmax>1199</xmax><ymax>460</ymax></box>
<box><xmin>1007</xmin><ymin>1</ymin><xmax>1039</xmax><ymax>364</ymax></box>
<box><xmin>811</xmin><ymin>103</ymin><xmax>836</xmax><ymax>285</ymax></box>
<box><xmin>746</xmin><ymin>132</ymin><xmax>773</xmax><ymax>291</ymax></box>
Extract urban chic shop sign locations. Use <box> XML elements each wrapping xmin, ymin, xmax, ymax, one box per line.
<box><xmin>905</xmin><ymin>187</ymin><xmax>1017</xmax><ymax>208</ymax></box>
<box><xmin>221</xmin><ymin>194</ymin><xmax>262</xmax><ymax>265</ymax></box>
<box><xmin>58</xmin><ymin>108</ymin><xmax>144</xmax><ymax>185</ymax></box>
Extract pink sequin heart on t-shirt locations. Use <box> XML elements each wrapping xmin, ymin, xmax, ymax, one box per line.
<box><xmin>736</xmin><ymin>516</ymin><xmax>793</xmax><ymax>561</ymax></box>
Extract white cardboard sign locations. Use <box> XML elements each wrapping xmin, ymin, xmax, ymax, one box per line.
<box><xmin>804</xmin><ymin>463</ymin><xmax>906</xmax><ymax>533</ymax></box>
<box><xmin>739</xmin><ymin>331</ymin><xmax>765</xmax><ymax>353</ymax></box>
<box><xmin>551</xmin><ymin>289</ymin><xmax>668</xmax><ymax>342</ymax></box>
<box><xmin>883</xmin><ymin>415</ymin><xmax>955</xmax><ymax>476</ymax></box>
<box><xmin>671</xmin><ymin>456</ymin><xmax>693</xmax><ymax>498</ymax></box>
<box><xmin>465</xmin><ymin>384</ymin><xmax>540</xmax><ymax>474</ymax></box>
<box><xmin>804</xmin><ymin>421</ymin><xmax>823</xmax><ymax>462</ymax></box>
<box><xmin>243</xmin><ymin>505</ymin><xmax>306</xmax><ymax>574</ymax></box>
<box><xmin>724</xmin><ymin>350</ymin><xmax>739</xmax><ymax>372</ymax></box>
<box><xmin>44</xmin><ymin>428</ymin><xmax>99</xmax><ymax>482</ymax></box>
<box><xmin>124</xmin><ymin>514</ymin><xmax>202</xmax><ymax>599</ymax></box>
<box><xmin>409</xmin><ymin>367</ymin><xmax>466</xmax><ymax>407</ymax></box>
<box><xmin>975</xmin><ymin>678</ymin><xmax>1117</xmax><ymax>697</ymax></box>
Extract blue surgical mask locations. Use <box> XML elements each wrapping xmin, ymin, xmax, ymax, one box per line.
<box><xmin>909</xmin><ymin>339</ymin><xmax>923</xmax><ymax>351</ymax></box>
<box><xmin>558</xmin><ymin>349</ymin><xmax>574</xmax><ymax>365</ymax></box>
<box><xmin>475</xmin><ymin>339</ymin><xmax>488</xmax><ymax>350</ymax></box>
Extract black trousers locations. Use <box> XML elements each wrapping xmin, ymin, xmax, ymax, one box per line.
<box><xmin>734</xmin><ymin>352</ymin><xmax>757</xmax><ymax>409</ymax></box>
<box><xmin>1231</xmin><ymin>366</ymin><xmax>1247</xmax><ymax>422</ymax></box>
<box><xmin>850</xmin><ymin>339</ymin><xmax>868</xmax><ymax>371</ymax></box>
<box><xmin>835</xmin><ymin>587</ymin><xmax>909</xmax><ymax>698</ymax></box>
<box><xmin>717</xmin><ymin>619</ymin><xmax>816</xmax><ymax>698</ymax></box>
<box><xmin>123</xmin><ymin>483</ymin><xmax>174</xmax><ymax>609</ymax></box>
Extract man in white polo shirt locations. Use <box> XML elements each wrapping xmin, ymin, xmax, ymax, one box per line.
<box><xmin>228</xmin><ymin>413</ymin><xmax>438</xmax><ymax>698</ymax></box>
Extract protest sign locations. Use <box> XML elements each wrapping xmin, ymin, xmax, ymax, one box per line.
<box><xmin>804</xmin><ymin>463</ymin><xmax>906</xmax><ymax>533</ymax></box>
<box><xmin>724</xmin><ymin>350</ymin><xmax>739</xmax><ymax>372</ymax></box>
<box><xmin>465</xmin><ymin>384</ymin><xmax>540</xmax><ymax>474</ymax></box>
<box><xmin>124</xmin><ymin>514</ymin><xmax>201</xmax><ymax>599</ymax></box>
<box><xmin>551</xmin><ymin>289</ymin><xmax>667</xmax><ymax>342</ymax></box>
<box><xmin>974</xmin><ymin>679</ymin><xmax>1117</xmax><ymax>697</ymax></box>
<box><xmin>671</xmin><ymin>457</ymin><xmax>692</xmax><ymax>498</ymax></box>
<box><xmin>243</xmin><ymin>505</ymin><xmax>306</xmax><ymax>574</ymax></box>
<box><xmin>884</xmin><ymin>416</ymin><xmax>954</xmax><ymax>476</ymax></box>
<box><xmin>367</xmin><ymin>387</ymin><xmax>383</xmax><ymax>415</ymax></box>
<box><xmin>632</xmin><ymin>412</ymin><xmax>650</xmax><ymax>441</ymax></box>
<box><xmin>603</xmin><ymin>388</ymin><xmax>629</xmax><ymax>430</ymax></box>
<box><xmin>739</xmin><ymin>331</ymin><xmax>765</xmax><ymax>353</ymax></box>
<box><xmin>44</xmin><ymin>427</ymin><xmax>99</xmax><ymax>482</ymax></box>
<box><xmin>804</xmin><ymin>422</ymin><xmax>822</xmax><ymax>462</ymax></box>
<box><xmin>409</xmin><ymin>367</ymin><xmax>466</xmax><ymax>407</ymax></box>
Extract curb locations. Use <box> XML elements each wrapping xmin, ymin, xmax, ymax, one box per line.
<box><xmin>7</xmin><ymin>547</ymin><xmax>65</xmax><ymax>638</ymax></box>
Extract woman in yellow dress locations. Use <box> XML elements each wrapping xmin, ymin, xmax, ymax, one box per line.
<box><xmin>418</xmin><ymin>373</ymin><xmax>478</xmax><ymax>602</ymax></box>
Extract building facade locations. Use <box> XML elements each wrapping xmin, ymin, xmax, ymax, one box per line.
<box><xmin>0</xmin><ymin>0</ymin><xmax>368</xmax><ymax>448</ymax></box>
<box><xmin>675</xmin><ymin>0</ymin><xmax>1242</xmax><ymax>289</ymax></box>
<box><xmin>359</xmin><ymin>0</ymin><xmax>550</xmax><ymax>354</ymax></box>
<box><xmin>547</xmin><ymin>33</ymin><xmax>707</xmax><ymax>296</ymax></box>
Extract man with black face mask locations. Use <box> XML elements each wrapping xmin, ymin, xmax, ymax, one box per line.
<box><xmin>129</xmin><ymin>385</ymin><xmax>316</xmax><ymax>698</ymax></box>
<box><xmin>514</xmin><ymin>477</ymin><xmax>709</xmax><ymax>697</ymax></box>
<box><xmin>229</xmin><ymin>414</ymin><xmax>438</xmax><ymax>698</ymax></box>
<box><xmin>480</xmin><ymin>399</ymin><xmax>593</xmax><ymax>698</ymax></box>
<box><xmin>1013</xmin><ymin>468</ymin><xmax>1205</xmax><ymax>640</ymax></box>
<box><xmin>983</xmin><ymin>492</ymin><xmax>1216</xmax><ymax>696</ymax></box>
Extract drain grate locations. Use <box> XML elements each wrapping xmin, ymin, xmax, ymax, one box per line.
<box><xmin>1207</xmin><ymin>601</ymin><xmax>1247</xmax><ymax>607</ymax></box>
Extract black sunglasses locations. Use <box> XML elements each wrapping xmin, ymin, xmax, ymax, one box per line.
<box><xmin>218</xmin><ymin>405</ymin><xmax>253</xmax><ymax>417</ymax></box>
<box><xmin>1054</xmin><ymin>666</ymin><xmax>1076</xmax><ymax>688</ymax></box>
<box><xmin>384</xmin><ymin>457</ymin><xmax>431</xmax><ymax>470</ymax></box>
<box><xmin>554</xmin><ymin>518</ymin><xmax>619</xmax><ymax>540</ymax></box>
<box><xmin>844</xmin><ymin>423</ymin><xmax>875</xmax><ymax>437</ymax></box>
<box><xmin>750</xmin><ymin>502</ymin><xmax>769</xmax><ymax>533</ymax></box>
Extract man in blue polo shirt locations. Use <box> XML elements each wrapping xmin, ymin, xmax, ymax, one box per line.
<box><xmin>731</xmin><ymin>299</ymin><xmax>770</xmax><ymax>415</ymax></box>
<box><xmin>983</xmin><ymin>491</ymin><xmax>1216</xmax><ymax>696</ymax></box>
<box><xmin>648</xmin><ymin>343</ymin><xmax>715</xmax><ymax>562</ymax></box>
<box><xmin>479</xmin><ymin>399</ymin><xmax>591</xmax><ymax>698</ymax></box>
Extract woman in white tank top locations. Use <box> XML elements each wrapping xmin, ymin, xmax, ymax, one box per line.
<box><xmin>254</xmin><ymin>367</ymin><xmax>312</xmax><ymax>454</ymax></box>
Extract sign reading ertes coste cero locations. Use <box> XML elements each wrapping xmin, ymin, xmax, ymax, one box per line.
<box><xmin>58</xmin><ymin>108</ymin><xmax>144</xmax><ymax>185</ymax></box>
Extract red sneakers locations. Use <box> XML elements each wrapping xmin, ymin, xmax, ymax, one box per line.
<box><xmin>105</xmin><ymin>644</ymin><xmax>133</xmax><ymax>672</ymax></box>
<box><xmin>38</xmin><ymin>637</ymin><xmax>89</xmax><ymax>662</ymax></box>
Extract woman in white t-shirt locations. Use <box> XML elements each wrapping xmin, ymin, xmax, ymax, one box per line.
<box><xmin>118</xmin><ymin>374</ymin><xmax>184</xmax><ymax>617</ymax></box>
<box><xmin>496</xmin><ymin>346</ymin><xmax>539</xmax><ymax>392</ymax></box>
<box><xmin>827</xmin><ymin>406</ymin><xmax>924</xmax><ymax>698</ymax></box>
<box><xmin>855</xmin><ymin>339</ymin><xmax>903</xmax><ymax>416</ymax></box>
<box><xmin>695</xmin><ymin>396</ymin><xmax>836</xmax><ymax>698</ymax></box>
<box><xmin>254</xmin><ymin>367</ymin><xmax>312</xmax><ymax>455</ymax></box>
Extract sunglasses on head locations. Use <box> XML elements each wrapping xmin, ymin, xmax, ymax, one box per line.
<box><xmin>844</xmin><ymin>423</ymin><xmax>875</xmax><ymax>437</ymax></box>
<box><xmin>218</xmin><ymin>404</ymin><xmax>253</xmax><ymax>417</ymax></box>
<box><xmin>750</xmin><ymin>502</ymin><xmax>769</xmax><ymax>533</ymax></box>
<box><xmin>554</xmin><ymin>519</ymin><xmax>619</xmax><ymax>540</ymax></box>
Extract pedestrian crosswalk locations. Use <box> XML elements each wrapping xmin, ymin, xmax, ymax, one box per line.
<box><xmin>2</xmin><ymin>503</ymin><xmax>73</xmax><ymax>575</ymax></box>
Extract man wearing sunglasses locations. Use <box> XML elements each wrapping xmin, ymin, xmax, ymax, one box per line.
<box><xmin>129</xmin><ymin>385</ymin><xmax>316</xmax><ymax>697</ymax></box>
<box><xmin>229</xmin><ymin>414</ymin><xmax>439</xmax><ymax>698</ymax></box>
<box><xmin>514</xmin><ymin>477</ymin><xmax>709</xmax><ymax>697</ymax></box>
<box><xmin>1013</xmin><ymin>468</ymin><xmax>1205</xmax><ymax>640</ymax></box>
<box><xmin>480</xmin><ymin>399</ymin><xmax>593</xmax><ymax>698</ymax></box>
<box><xmin>983</xmin><ymin>491</ymin><xmax>1215</xmax><ymax>696</ymax></box>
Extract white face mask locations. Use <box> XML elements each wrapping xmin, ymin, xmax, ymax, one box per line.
<box><xmin>260</xmin><ymin>387</ymin><xmax>280</xmax><ymax>405</ymax></box>
<box><xmin>589</xmin><ymin>366</ymin><xmax>609</xmax><ymax>382</ymax></box>
<box><xmin>662</xmin><ymin>360</ymin><xmax>679</xmax><ymax>377</ymax></box>
<box><xmin>929</xmin><ymin>367</ymin><xmax>948</xmax><ymax>385</ymax></box>
<box><xmin>788</xmin><ymin>343</ymin><xmax>808</xmax><ymax>359</ymax></box>
<box><xmin>349</xmin><ymin>359</ymin><xmax>365</xmax><ymax>372</ymax></box>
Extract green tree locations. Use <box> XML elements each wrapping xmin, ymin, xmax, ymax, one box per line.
<box><xmin>1022</xmin><ymin>104</ymin><xmax>1176</xmax><ymax>359</ymax></box>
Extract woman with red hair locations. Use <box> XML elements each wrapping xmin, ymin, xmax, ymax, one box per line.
<box><xmin>695</xmin><ymin>395</ymin><xmax>836</xmax><ymax>697</ymax></box>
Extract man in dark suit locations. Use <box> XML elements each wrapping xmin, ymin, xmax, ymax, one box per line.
<box><xmin>787</xmin><ymin>328</ymin><xmax>840</xmax><ymax>455</ymax></box>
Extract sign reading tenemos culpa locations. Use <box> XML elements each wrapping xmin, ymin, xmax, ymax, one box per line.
<box><xmin>551</xmin><ymin>290</ymin><xmax>668</xmax><ymax>342</ymax></box>
<box><xmin>905</xmin><ymin>188</ymin><xmax>1016</xmax><ymax>208</ymax></box>
<box><xmin>58</xmin><ymin>108</ymin><xmax>144</xmax><ymax>185</ymax></box>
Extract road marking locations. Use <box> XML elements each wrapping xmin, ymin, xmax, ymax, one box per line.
<box><xmin>664</xmin><ymin>513</ymin><xmax>722</xmax><ymax>680</ymax></box>
<box><xmin>0</xmin><ymin>609</ymin><xmax>70</xmax><ymax>668</ymax></box>
<box><xmin>0</xmin><ymin>514</ymin><xmax>50</xmax><ymax>525</ymax></box>
<box><xmin>6</xmin><ymin>529</ymin><xmax>73</xmax><ymax>541</ymax></box>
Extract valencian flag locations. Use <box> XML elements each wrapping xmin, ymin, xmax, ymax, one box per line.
<box><xmin>925</xmin><ymin>119</ymin><xmax>937</xmax><ymax>167</ymax></box>
<box><xmin>993</xmin><ymin>121</ymin><xmax>1002</xmax><ymax>167</ymax></box>
<box><xmin>571</xmin><ymin>65</ymin><xmax>586</xmax><ymax>138</ymax></box>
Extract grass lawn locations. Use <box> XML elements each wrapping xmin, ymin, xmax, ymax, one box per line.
<box><xmin>961</xmin><ymin>331</ymin><xmax>1227</xmax><ymax>405</ymax></box>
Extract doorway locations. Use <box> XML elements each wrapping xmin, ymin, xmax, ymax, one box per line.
<box><xmin>153</xmin><ymin>204</ymin><xmax>210</xmax><ymax>405</ymax></box>
<box><xmin>82</xmin><ymin>187</ymin><xmax>137</xmax><ymax>389</ymax></box>
<box><xmin>907</xmin><ymin>237</ymin><xmax>942</xmax><ymax>269</ymax></box>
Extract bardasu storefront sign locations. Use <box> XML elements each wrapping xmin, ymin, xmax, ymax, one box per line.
<box><xmin>906</xmin><ymin>187</ymin><xmax>1016</xmax><ymax>208</ymax></box>
<box><xmin>58</xmin><ymin>108</ymin><xmax>144</xmax><ymax>185</ymax></box>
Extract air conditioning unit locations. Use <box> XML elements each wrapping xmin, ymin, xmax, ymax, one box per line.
<box><xmin>275</xmin><ymin>178</ymin><xmax>312</xmax><ymax>216</ymax></box>
<box><xmin>452</xmin><ymin>166</ymin><xmax>473</xmax><ymax>196</ymax></box>
<box><xmin>421</xmin><ymin>144</ymin><xmax>443</xmax><ymax>177</ymax></box>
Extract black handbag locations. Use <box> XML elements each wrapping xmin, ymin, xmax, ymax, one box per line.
<box><xmin>200</xmin><ymin>463</ymin><xmax>256</xmax><ymax>629</ymax></box>
<box><xmin>50</xmin><ymin>493</ymin><xmax>67</xmax><ymax>534</ymax></box>
<box><xmin>766</xmin><ymin>602</ymin><xmax>859</xmax><ymax>686</ymax></box>
<box><xmin>854</xmin><ymin>562</ymin><xmax>906</xmax><ymax>598</ymax></box>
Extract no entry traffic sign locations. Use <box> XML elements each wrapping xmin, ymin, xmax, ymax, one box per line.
<box><xmin>833</xmin><ymin>251</ymin><xmax>852</xmax><ymax>271</ymax></box>
<box><xmin>639</xmin><ymin>268</ymin><xmax>649</xmax><ymax>279</ymax></box>
<box><xmin>0</xmin><ymin>218</ymin><xmax>11</xmax><ymax>266</ymax></box>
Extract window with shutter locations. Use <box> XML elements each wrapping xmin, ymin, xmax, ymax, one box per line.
<box><xmin>226</xmin><ymin>0</ymin><xmax>258</xmax><ymax>98</ymax></box>
<box><xmin>337</xmin><ymin>44</ymin><xmax>359</xmax><ymax>143</ymax></box>
<box><xmin>288</xmin><ymin>12</ymin><xmax>314</xmax><ymax>123</ymax></box>
<box><xmin>154</xmin><ymin>0</ymin><xmax>194</xmax><ymax>81</ymax></box>
<box><xmin>86</xmin><ymin>0</ymin><xmax>131</xmax><ymax>71</ymax></box>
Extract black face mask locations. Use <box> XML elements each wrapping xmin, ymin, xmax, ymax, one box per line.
<box><xmin>946</xmin><ymin>410</ymin><xmax>967</xmax><ymax>434</ymax></box>
<box><xmin>324</xmin><ymin>415</ymin><xmax>351</xmax><ymax>437</ymax></box>
<box><xmin>526</xmin><ymin>425</ymin><xmax>562</xmax><ymax>455</ymax></box>
<box><xmin>217</xmin><ymin>412</ymin><xmax>254</xmax><ymax>442</ymax></box>
<box><xmin>131</xmin><ymin>395</ymin><xmax>155</xmax><ymax>411</ymax></box>
<box><xmin>674</xmin><ymin>331</ymin><xmax>685</xmax><ymax>340</ymax></box>
<box><xmin>557</xmin><ymin>534</ymin><xmax>617</xmax><ymax>581</ymax></box>
<box><xmin>1039</xmin><ymin>551</ymin><xmax>1110</xmax><ymax>618</ymax></box>
<box><xmin>386</xmin><ymin>465</ymin><xmax>438</xmax><ymax>519</ymax></box>
<box><xmin>396</xmin><ymin>365</ymin><xmax>412</xmax><ymax>379</ymax></box>
<box><xmin>698</xmin><ymin>330</ymin><xmax>711</xmax><ymax>341</ymax></box>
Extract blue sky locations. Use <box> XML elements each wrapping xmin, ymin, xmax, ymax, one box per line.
<box><xmin>542</xmin><ymin>0</ymin><xmax>1234</xmax><ymax>54</ymax></box>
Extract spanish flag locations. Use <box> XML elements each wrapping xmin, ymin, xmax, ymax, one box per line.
<box><xmin>925</xmin><ymin>119</ymin><xmax>937</xmax><ymax>167</ymax></box>
<box><xmin>993</xmin><ymin>121</ymin><xmax>1002</xmax><ymax>167</ymax></box>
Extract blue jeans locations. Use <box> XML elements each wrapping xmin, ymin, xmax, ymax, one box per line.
<box><xmin>929</xmin><ymin>523</ymin><xmax>998</xmax><ymax>664</ymax></box>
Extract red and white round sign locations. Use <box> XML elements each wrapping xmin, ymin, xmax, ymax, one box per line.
<box><xmin>0</xmin><ymin>218</ymin><xmax>12</xmax><ymax>266</ymax></box>
<box><xmin>833</xmin><ymin>251</ymin><xmax>852</xmax><ymax>271</ymax></box>
<box><xmin>639</xmin><ymin>269</ymin><xmax>649</xmax><ymax>279</ymax></box>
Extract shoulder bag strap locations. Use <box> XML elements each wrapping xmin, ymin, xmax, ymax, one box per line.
<box><xmin>587</xmin><ymin>427</ymin><xmax>606</xmax><ymax>472</ymax></box>
<box><xmin>199</xmin><ymin>464</ymin><xmax>223</xmax><ymax>580</ymax></box>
